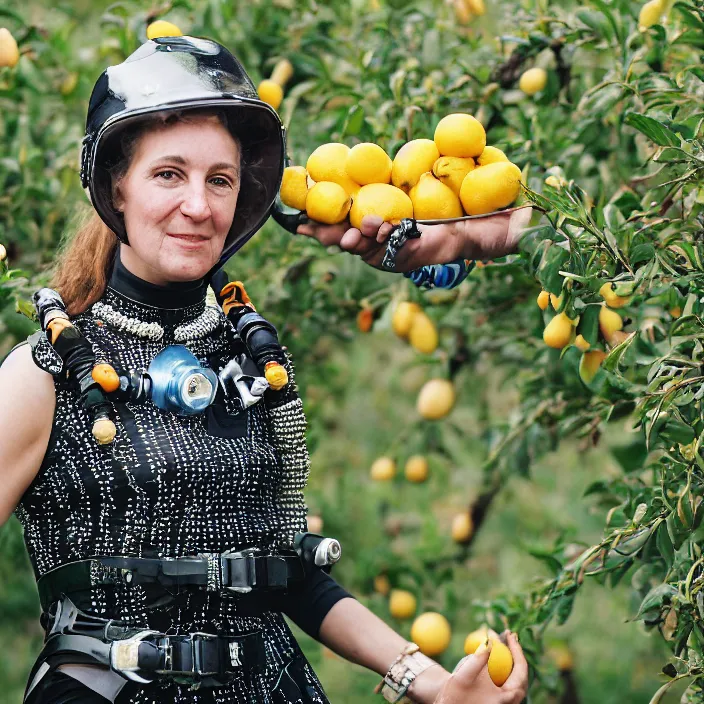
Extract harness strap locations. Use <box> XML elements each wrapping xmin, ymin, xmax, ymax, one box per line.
<box><xmin>38</xmin><ymin>550</ymin><xmax>306</xmax><ymax>612</ymax></box>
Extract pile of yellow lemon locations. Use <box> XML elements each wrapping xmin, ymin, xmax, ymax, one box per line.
<box><xmin>280</xmin><ymin>113</ymin><xmax>522</xmax><ymax>226</ymax></box>
<box><xmin>539</xmin><ymin>282</ymin><xmax>632</xmax><ymax>383</ymax></box>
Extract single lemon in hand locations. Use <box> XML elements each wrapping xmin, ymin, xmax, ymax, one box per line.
<box><xmin>488</xmin><ymin>640</ymin><xmax>514</xmax><ymax>686</ymax></box>
<box><xmin>543</xmin><ymin>312</ymin><xmax>574</xmax><ymax>349</ymax></box>
<box><xmin>434</xmin><ymin>113</ymin><xmax>486</xmax><ymax>158</ymax></box>
<box><xmin>146</xmin><ymin>20</ymin><xmax>183</xmax><ymax>39</ymax></box>
<box><xmin>417</xmin><ymin>379</ymin><xmax>456</xmax><ymax>420</ymax></box>
<box><xmin>370</xmin><ymin>456</ymin><xmax>396</xmax><ymax>481</ymax></box>
<box><xmin>258</xmin><ymin>79</ymin><xmax>284</xmax><ymax>110</ymax></box>
<box><xmin>392</xmin><ymin>302</ymin><xmax>421</xmax><ymax>339</ymax></box>
<box><xmin>305</xmin><ymin>182</ymin><xmax>351</xmax><ymax>225</ymax></box>
<box><xmin>0</xmin><ymin>28</ymin><xmax>20</xmax><ymax>68</ymax></box>
<box><xmin>460</xmin><ymin>162</ymin><xmax>522</xmax><ymax>216</ymax></box>
<box><xmin>409</xmin><ymin>172</ymin><xmax>463</xmax><ymax>220</ymax></box>
<box><xmin>389</xmin><ymin>589</ymin><xmax>417</xmax><ymax>619</ymax></box>
<box><xmin>307</xmin><ymin>143</ymin><xmax>361</xmax><ymax>196</ymax></box>
<box><xmin>404</xmin><ymin>455</ymin><xmax>429</xmax><ymax>483</ymax></box>
<box><xmin>477</xmin><ymin>146</ymin><xmax>509</xmax><ymax>166</ymax></box>
<box><xmin>451</xmin><ymin>511</ymin><xmax>473</xmax><ymax>543</ymax></box>
<box><xmin>411</xmin><ymin>613</ymin><xmax>452</xmax><ymax>657</ymax></box>
<box><xmin>391</xmin><ymin>140</ymin><xmax>440</xmax><ymax>192</ymax></box>
<box><xmin>349</xmin><ymin>183</ymin><xmax>413</xmax><ymax>230</ymax></box>
<box><xmin>280</xmin><ymin>166</ymin><xmax>309</xmax><ymax>211</ymax></box>
<box><xmin>346</xmin><ymin>143</ymin><xmax>392</xmax><ymax>185</ymax></box>
<box><xmin>432</xmin><ymin>156</ymin><xmax>475</xmax><ymax>196</ymax></box>
<box><xmin>519</xmin><ymin>67</ymin><xmax>548</xmax><ymax>96</ymax></box>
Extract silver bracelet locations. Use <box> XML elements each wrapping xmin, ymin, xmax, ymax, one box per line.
<box><xmin>375</xmin><ymin>642</ymin><xmax>438</xmax><ymax>703</ymax></box>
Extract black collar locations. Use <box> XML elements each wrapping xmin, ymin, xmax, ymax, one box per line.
<box><xmin>107</xmin><ymin>250</ymin><xmax>208</xmax><ymax>310</ymax></box>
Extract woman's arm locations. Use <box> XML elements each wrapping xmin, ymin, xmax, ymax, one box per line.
<box><xmin>295</xmin><ymin>207</ymin><xmax>532</xmax><ymax>273</ymax></box>
<box><xmin>0</xmin><ymin>345</ymin><xmax>56</xmax><ymax>526</ymax></box>
<box><xmin>317</xmin><ymin>597</ymin><xmax>451</xmax><ymax>704</ymax></box>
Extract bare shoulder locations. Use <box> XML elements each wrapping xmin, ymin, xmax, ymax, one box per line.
<box><xmin>0</xmin><ymin>344</ymin><xmax>56</xmax><ymax>523</ymax></box>
<box><xmin>0</xmin><ymin>343</ymin><xmax>56</xmax><ymax>402</ymax></box>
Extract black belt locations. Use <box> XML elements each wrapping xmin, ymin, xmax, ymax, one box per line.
<box><xmin>27</xmin><ymin>596</ymin><xmax>265</xmax><ymax>692</ymax></box>
<box><xmin>37</xmin><ymin>549</ymin><xmax>305</xmax><ymax>612</ymax></box>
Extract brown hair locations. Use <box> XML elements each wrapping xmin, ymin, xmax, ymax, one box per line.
<box><xmin>52</xmin><ymin>109</ymin><xmax>241</xmax><ymax>316</ymax></box>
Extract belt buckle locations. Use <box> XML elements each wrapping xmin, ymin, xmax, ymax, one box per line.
<box><xmin>110</xmin><ymin>629</ymin><xmax>160</xmax><ymax>684</ymax></box>
<box><xmin>191</xmin><ymin>631</ymin><xmax>219</xmax><ymax>679</ymax></box>
<box><xmin>221</xmin><ymin>547</ymin><xmax>260</xmax><ymax>594</ymax></box>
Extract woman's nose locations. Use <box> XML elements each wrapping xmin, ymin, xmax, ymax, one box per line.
<box><xmin>179</xmin><ymin>182</ymin><xmax>211</xmax><ymax>221</ymax></box>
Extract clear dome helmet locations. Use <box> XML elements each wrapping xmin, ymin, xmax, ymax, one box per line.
<box><xmin>80</xmin><ymin>35</ymin><xmax>287</xmax><ymax>269</ymax></box>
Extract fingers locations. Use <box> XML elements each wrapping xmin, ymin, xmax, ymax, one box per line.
<box><xmin>450</xmin><ymin>645</ymin><xmax>491</xmax><ymax>687</ymax></box>
<box><xmin>506</xmin><ymin>206</ymin><xmax>533</xmax><ymax>250</ymax></box>
<box><xmin>359</xmin><ymin>215</ymin><xmax>395</xmax><ymax>243</ymax></box>
<box><xmin>295</xmin><ymin>221</ymin><xmax>348</xmax><ymax>247</ymax></box>
<box><xmin>503</xmin><ymin>632</ymin><xmax>529</xmax><ymax>691</ymax></box>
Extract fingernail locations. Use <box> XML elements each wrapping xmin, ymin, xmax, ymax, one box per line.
<box><xmin>474</xmin><ymin>638</ymin><xmax>493</xmax><ymax>655</ymax></box>
<box><xmin>512</xmin><ymin>631</ymin><xmax>520</xmax><ymax>643</ymax></box>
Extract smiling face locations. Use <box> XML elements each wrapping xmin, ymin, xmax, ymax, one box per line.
<box><xmin>114</xmin><ymin>115</ymin><xmax>241</xmax><ymax>285</ymax></box>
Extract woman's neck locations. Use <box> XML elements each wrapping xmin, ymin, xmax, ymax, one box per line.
<box><xmin>109</xmin><ymin>247</ymin><xmax>208</xmax><ymax>310</ymax></box>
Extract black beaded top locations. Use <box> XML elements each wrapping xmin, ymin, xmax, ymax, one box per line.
<box><xmin>15</xmin><ymin>254</ymin><xmax>328</xmax><ymax>703</ymax></box>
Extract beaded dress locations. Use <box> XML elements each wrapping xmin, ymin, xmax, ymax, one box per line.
<box><xmin>14</xmin><ymin>259</ymin><xmax>330</xmax><ymax>703</ymax></box>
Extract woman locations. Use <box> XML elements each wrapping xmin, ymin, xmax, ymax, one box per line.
<box><xmin>0</xmin><ymin>36</ymin><xmax>528</xmax><ymax>704</ymax></box>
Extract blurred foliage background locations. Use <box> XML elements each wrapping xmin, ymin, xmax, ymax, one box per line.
<box><xmin>2</xmin><ymin>0</ymin><xmax>703</xmax><ymax>702</ymax></box>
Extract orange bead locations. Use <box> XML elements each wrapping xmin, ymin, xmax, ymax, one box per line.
<box><xmin>92</xmin><ymin>364</ymin><xmax>120</xmax><ymax>393</ymax></box>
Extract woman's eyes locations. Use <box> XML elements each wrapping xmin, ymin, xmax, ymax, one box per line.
<box><xmin>155</xmin><ymin>170</ymin><xmax>231</xmax><ymax>188</ymax></box>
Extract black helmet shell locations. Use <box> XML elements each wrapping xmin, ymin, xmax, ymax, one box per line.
<box><xmin>81</xmin><ymin>36</ymin><xmax>285</xmax><ymax>266</ymax></box>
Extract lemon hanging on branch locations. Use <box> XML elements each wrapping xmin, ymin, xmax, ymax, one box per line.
<box><xmin>519</xmin><ymin>67</ymin><xmax>548</xmax><ymax>96</ymax></box>
<box><xmin>417</xmin><ymin>379</ymin><xmax>456</xmax><ymax>419</ymax></box>
<box><xmin>0</xmin><ymin>28</ymin><xmax>20</xmax><ymax>68</ymax></box>
<box><xmin>411</xmin><ymin>612</ymin><xmax>452</xmax><ymax>656</ymax></box>
<box><xmin>146</xmin><ymin>20</ymin><xmax>183</xmax><ymax>39</ymax></box>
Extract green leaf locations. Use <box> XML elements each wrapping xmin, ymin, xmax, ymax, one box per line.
<box><xmin>577</xmin><ymin>304</ymin><xmax>601</xmax><ymax>346</ymax></box>
<box><xmin>656</xmin><ymin>523</ymin><xmax>675</xmax><ymax>568</ymax></box>
<box><xmin>624</xmin><ymin>113</ymin><xmax>681</xmax><ymax>147</ymax></box>
<box><xmin>635</xmin><ymin>583</ymin><xmax>677</xmax><ymax>620</ymax></box>
<box><xmin>341</xmin><ymin>104</ymin><xmax>365</xmax><ymax>137</ymax></box>
<box><xmin>611</xmin><ymin>440</ymin><xmax>648</xmax><ymax>473</ymax></box>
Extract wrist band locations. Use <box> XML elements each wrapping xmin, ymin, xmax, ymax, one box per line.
<box><xmin>374</xmin><ymin>643</ymin><xmax>437</xmax><ymax>703</ymax></box>
<box><xmin>381</xmin><ymin>219</ymin><xmax>422</xmax><ymax>272</ymax></box>
<box><xmin>405</xmin><ymin>257</ymin><xmax>475</xmax><ymax>289</ymax></box>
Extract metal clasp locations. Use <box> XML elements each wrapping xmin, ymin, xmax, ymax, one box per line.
<box><xmin>191</xmin><ymin>632</ymin><xmax>219</xmax><ymax>677</ymax></box>
<box><xmin>110</xmin><ymin>630</ymin><xmax>160</xmax><ymax>684</ymax></box>
<box><xmin>221</xmin><ymin>547</ymin><xmax>260</xmax><ymax>594</ymax></box>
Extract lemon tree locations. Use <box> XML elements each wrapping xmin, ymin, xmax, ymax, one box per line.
<box><xmin>2</xmin><ymin>0</ymin><xmax>704</xmax><ymax>702</ymax></box>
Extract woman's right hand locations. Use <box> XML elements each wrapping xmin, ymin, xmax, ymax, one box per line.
<box><xmin>433</xmin><ymin>633</ymin><xmax>528</xmax><ymax>704</ymax></box>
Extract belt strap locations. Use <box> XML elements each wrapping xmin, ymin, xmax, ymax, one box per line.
<box><xmin>33</xmin><ymin>597</ymin><xmax>266</xmax><ymax>690</ymax></box>
<box><xmin>37</xmin><ymin>550</ymin><xmax>305</xmax><ymax>612</ymax></box>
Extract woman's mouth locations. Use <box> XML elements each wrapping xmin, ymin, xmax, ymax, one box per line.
<box><xmin>167</xmin><ymin>233</ymin><xmax>209</xmax><ymax>247</ymax></box>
